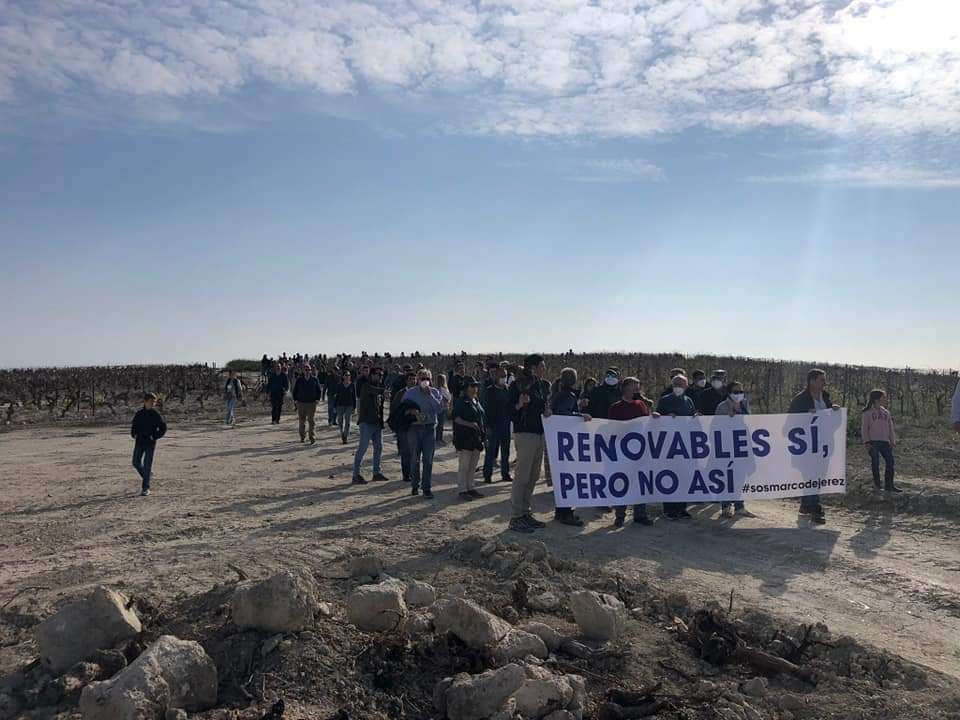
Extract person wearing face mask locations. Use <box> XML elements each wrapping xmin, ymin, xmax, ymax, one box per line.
<box><xmin>656</xmin><ymin>375</ymin><xmax>697</xmax><ymax>520</ymax></box>
<box><xmin>788</xmin><ymin>368</ymin><xmax>842</xmax><ymax>525</ymax></box>
<box><xmin>352</xmin><ymin>367</ymin><xmax>389</xmax><ymax>485</ymax></box>
<box><xmin>549</xmin><ymin>368</ymin><xmax>590</xmax><ymax>527</ymax></box>
<box><xmin>481</xmin><ymin>367</ymin><xmax>513</xmax><ymax>484</ymax></box>
<box><xmin>696</xmin><ymin>372</ymin><xmax>727</xmax><ymax>416</ymax></box>
<box><xmin>402</xmin><ymin>370</ymin><xmax>445</xmax><ymax>499</ymax></box>
<box><xmin>388</xmin><ymin>370</ymin><xmax>418</xmax><ymax>483</ymax></box>
<box><xmin>609</xmin><ymin>377</ymin><xmax>657</xmax><ymax>527</ymax></box>
<box><xmin>660</xmin><ymin>367</ymin><xmax>687</xmax><ymax>398</ymax></box>
<box><xmin>588</xmin><ymin>368</ymin><xmax>622</xmax><ymax>419</ymax></box>
<box><xmin>715</xmin><ymin>381</ymin><xmax>752</xmax><ymax>518</ymax></box>
<box><xmin>508</xmin><ymin>354</ymin><xmax>552</xmax><ymax>533</ymax></box>
<box><xmin>453</xmin><ymin>377</ymin><xmax>487</xmax><ymax>501</ymax></box>
<box><xmin>688</xmin><ymin>370</ymin><xmax>708</xmax><ymax>404</ymax></box>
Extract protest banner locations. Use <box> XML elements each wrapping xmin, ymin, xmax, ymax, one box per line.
<box><xmin>543</xmin><ymin>410</ymin><xmax>847</xmax><ymax>507</ymax></box>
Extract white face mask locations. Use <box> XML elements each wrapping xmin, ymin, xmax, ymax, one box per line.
<box><xmin>419</xmin><ymin>380</ymin><xmax>430</xmax><ymax>389</ymax></box>
<box><xmin>672</xmin><ymin>386</ymin><xmax>685</xmax><ymax>397</ymax></box>
<box><xmin>604</xmin><ymin>376</ymin><xmax>618</xmax><ymax>386</ymax></box>
<box><xmin>496</xmin><ymin>378</ymin><xmax>506</xmax><ymax>386</ymax></box>
<box><xmin>711</xmin><ymin>380</ymin><xmax>724</xmax><ymax>390</ymax></box>
<box><xmin>696</xmin><ymin>379</ymin><xmax>707</xmax><ymax>388</ymax></box>
<box><xmin>731</xmin><ymin>392</ymin><xmax>745</xmax><ymax>403</ymax></box>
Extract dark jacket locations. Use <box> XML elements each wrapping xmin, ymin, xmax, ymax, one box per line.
<box><xmin>481</xmin><ymin>383</ymin><xmax>512</xmax><ymax>429</ymax></box>
<box><xmin>333</xmin><ymin>382</ymin><xmax>357</xmax><ymax>409</ymax></box>
<box><xmin>390</xmin><ymin>399</ymin><xmax>420</xmax><ymax>434</ymax></box>
<box><xmin>266</xmin><ymin>372</ymin><xmax>289</xmax><ymax>397</ymax></box>
<box><xmin>357</xmin><ymin>382</ymin><xmax>385</xmax><ymax>427</ymax></box>
<box><xmin>452</xmin><ymin>396</ymin><xmax>486</xmax><ymax>451</ymax></box>
<box><xmin>510</xmin><ymin>377</ymin><xmax>550</xmax><ymax>435</ymax></box>
<box><xmin>448</xmin><ymin>373</ymin><xmax>466</xmax><ymax>401</ymax></box>
<box><xmin>696</xmin><ymin>387</ymin><xmax>725</xmax><ymax>416</ymax></box>
<box><xmin>789</xmin><ymin>389</ymin><xmax>832</xmax><ymax>414</ymax></box>
<box><xmin>224</xmin><ymin>377</ymin><xmax>243</xmax><ymax>401</ymax></box>
<box><xmin>656</xmin><ymin>393</ymin><xmax>697</xmax><ymax>416</ymax></box>
<box><xmin>293</xmin><ymin>376</ymin><xmax>323</xmax><ymax>403</ymax></box>
<box><xmin>131</xmin><ymin>408</ymin><xmax>167</xmax><ymax>447</ymax></box>
<box><xmin>587</xmin><ymin>384</ymin><xmax>620</xmax><ymax>419</ymax></box>
<box><xmin>551</xmin><ymin>389</ymin><xmax>582</xmax><ymax>417</ymax></box>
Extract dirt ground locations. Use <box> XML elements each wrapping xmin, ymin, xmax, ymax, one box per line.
<box><xmin>2</xmin><ymin>405</ymin><xmax>960</xmax><ymax>719</ymax></box>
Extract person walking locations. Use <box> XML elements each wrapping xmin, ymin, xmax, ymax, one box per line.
<box><xmin>508</xmin><ymin>354</ymin><xmax>552</xmax><ymax>534</ymax></box>
<box><xmin>130</xmin><ymin>393</ymin><xmax>167</xmax><ymax>497</ymax></box>
<box><xmin>266</xmin><ymin>362</ymin><xmax>289</xmax><ymax>425</ymax></box>
<box><xmin>608</xmin><ymin>376</ymin><xmax>655</xmax><ymax>527</ymax></box>
<box><xmin>353</xmin><ymin>367</ymin><xmax>389</xmax><ymax>485</ymax></box>
<box><xmin>715</xmin><ymin>381</ymin><xmax>752</xmax><ymax>517</ymax></box>
<box><xmin>223</xmin><ymin>369</ymin><xmax>244</xmax><ymax>426</ymax></box>
<box><xmin>453</xmin><ymin>377</ymin><xmax>486</xmax><ymax>501</ymax></box>
<box><xmin>325</xmin><ymin>368</ymin><xmax>340</xmax><ymax>426</ymax></box>
<box><xmin>656</xmin><ymin>375</ymin><xmax>697</xmax><ymax>520</ymax></box>
<box><xmin>333</xmin><ymin>371</ymin><xmax>357</xmax><ymax>444</ymax></box>
<box><xmin>861</xmin><ymin>389</ymin><xmax>902</xmax><ymax>494</ymax></box>
<box><xmin>549</xmin><ymin>368</ymin><xmax>589</xmax><ymax>526</ymax></box>
<box><xmin>482</xmin><ymin>366</ymin><xmax>513</xmax><ymax>484</ymax></box>
<box><xmin>292</xmin><ymin>365</ymin><xmax>323</xmax><ymax>444</ymax></box>
<box><xmin>389</xmin><ymin>369</ymin><xmax>418</xmax><ymax>483</ymax></box>
<box><xmin>402</xmin><ymin>369</ymin><xmax>445</xmax><ymax>499</ymax></box>
<box><xmin>435</xmin><ymin>374</ymin><xmax>452</xmax><ymax>445</ymax></box>
<box><xmin>788</xmin><ymin>368</ymin><xmax>842</xmax><ymax>525</ymax></box>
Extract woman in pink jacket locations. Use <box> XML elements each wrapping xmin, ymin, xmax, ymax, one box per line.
<box><xmin>861</xmin><ymin>389</ymin><xmax>902</xmax><ymax>494</ymax></box>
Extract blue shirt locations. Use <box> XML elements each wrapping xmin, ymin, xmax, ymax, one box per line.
<box><xmin>403</xmin><ymin>386</ymin><xmax>444</xmax><ymax>426</ymax></box>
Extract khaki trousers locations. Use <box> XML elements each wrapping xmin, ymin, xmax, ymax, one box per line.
<box><xmin>297</xmin><ymin>401</ymin><xmax>317</xmax><ymax>441</ymax></box>
<box><xmin>457</xmin><ymin>449</ymin><xmax>481</xmax><ymax>493</ymax></box>
<box><xmin>511</xmin><ymin>432</ymin><xmax>544</xmax><ymax>519</ymax></box>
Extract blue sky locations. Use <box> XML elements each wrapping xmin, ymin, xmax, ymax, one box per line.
<box><xmin>1</xmin><ymin>0</ymin><xmax>957</xmax><ymax>369</ymax></box>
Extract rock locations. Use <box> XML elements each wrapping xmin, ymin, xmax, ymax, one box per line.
<box><xmin>79</xmin><ymin>635</ymin><xmax>217</xmax><ymax>719</ymax></box>
<box><xmin>317</xmin><ymin>602</ymin><xmax>333</xmax><ymax>617</ymax></box>
<box><xmin>434</xmin><ymin>598</ymin><xmax>513</xmax><ymax>649</ymax></box>
<box><xmin>260</xmin><ymin>634</ymin><xmax>285</xmax><ymax>657</ymax></box>
<box><xmin>526</xmin><ymin>541</ymin><xmax>549</xmax><ymax>562</ymax></box>
<box><xmin>528</xmin><ymin>591</ymin><xmax>562</xmax><ymax>613</ymax></box>
<box><xmin>778</xmin><ymin>695</ymin><xmax>806</xmax><ymax>712</ymax></box>
<box><xmin>441</xmin><ymin>664</ymin><xmax>527</xmax><ymax>720</ymax></box>
<box><xmin>403</xmin><ymin>611</ymin><xmax>435</xmax><ymax>637</ymax></box>
<box><xmin>514</xmin><ymin>673</ymin><xmax>574</xmax><ymax>719</ymax></box>
<box><xmin>493</xmin><ymin>629</ymin><xmax>549</xmax><ymax>664</ymax></box>
<box><xmin>521</xmin><ymin>622</ymin><xmax>563</xmax><ymax>652</ymax></box>
<box><xmin>741</xmin><ymin>703</ymin><xmax>763</xmax><ymax>720</ymax></box>
<box><xmin>404</xmin><ymin>580</ymin><xmax>437</xmax><ymax>608</ymax></box>
<box><xmin>480</xmin><ymin>541</ymin><xmax>501</xmax><ymax>558</ymax></box>
<box><xmin>569</xmin><ymin>591</ymin><xmax>625</xmax><ymax>641</ymax></box>
<box><xmin>494</xmin><ymin>552</ymin><xmax>523</xmax><ymax>576</ymax></box>
<box><xmin>231</xmin><ymin>571</ymin><xmax>319</xmax><ymax>633</ymax></box>
<box><xmin>741</xmin><ymin>677</ymin><xmax>768</xmax><ymax>698</ymax></box>
<box><xmin>567</xmin><ymin>674</ymin><xmax>586</xmax><ymax>713</ymax></box>
<box><xmin>36</xmin><ymin>587</ymin><xmax>142</xmax><ymax>675</ymax></box>
<box><xmin>559</xmin><ymin>639</ymin><xmax>594</xmax><ymax>659</ymax></box>
<box><xmin>165</xmin><ymin>710</ymin><xmax>188</xmax><ymax>720</ymax></box>
<box><xmin>500</xmin><ymin>606</ymin><xmax>520</xmax><ymax>624</ymax></box>
<box><xmin>349</xmin><ymin>554</ymin><xmax>383</xmax><ymax>579</ymax></box>
<box><xmin>445</xmin><ymin>584</ymin><xmax>469</xmax><ymax>598</ymax></box>
<box><xmin>346</xmin><ymin>582</ymin><xmax>407</xmax><ymax>632</ymax></box>
<box><xmin>489</xmin><ymin>697</ymin><xmax>518</xmax><ymax>720</ymax></box>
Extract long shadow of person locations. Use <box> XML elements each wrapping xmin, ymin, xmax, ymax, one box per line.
<box><xmin>849</xmin><ymin>499</ymin><xmax>895</xmax><ymax>559</ymax></box>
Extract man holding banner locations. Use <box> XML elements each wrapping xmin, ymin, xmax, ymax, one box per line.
<box><xmin>788</xmin><ymin>369</ymin><xmax>841</xmax><ymax>525</ymax></box>
<box><xmin>608</xmin><ymin>376</ymin><xmax>655</xmax><ymax>527</ymax></box>
<box><xmin>655</xmin><ymin>375</ymin><xmax>698</xmax><ymax>520</ymax></box>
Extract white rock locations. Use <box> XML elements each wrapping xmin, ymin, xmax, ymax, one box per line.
<box><xmin>347</xmin><ymin>582</ymin><xmax>407</xmax><ymax>632</ymax></box>
<box><xmin>569</xmin><ymin>591</ymin><xmax>625</xmax><ymax>641</ymax></box>
<box><xmin>404</xmin><ymin>580</ymin><xmax>437</xmax><ymax>608</ymax></box>
<box><xmin>36</xmin><ymin>587</ymin><xmax>142</xmax><ymax>675</ymax></box>
<box><xmin>514</xmin><ymin>674</ymin><xmax>574</xmax><ymax>719</ymax></box>
<box><xmin>434</xmin><ymin>598</ymin><xmax>513</xmax><ymax>649</ymax></box>
<box><xmin>442</xmin><ymin>664</ymin><xmax>527</xmax><ymax>720</ymax></box>
<box><xmin>528</xmin><ymin>591</ymin><xmax>562</xmax><ymax>613</ymax></box>
<box><xmin>493</xmin><ymin>629</ymin><xmax>549</xmax><ymax>664</ymax></box>
<box><xmin>80</xmin><ymin>635</ymin><xmax>217</xmax><ymax>719</ymax></box>
<box><xmin>521</xmin><ymin>622</ymin><xmax>563</xmax><ymax>652</ymax></box>
<box><xmin>231</xmin><ymin>571</ymin><xmax>319</xmax><ymax>633</ymax></box>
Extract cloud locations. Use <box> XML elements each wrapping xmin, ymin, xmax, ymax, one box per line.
<box><xmin>745</xmin><ymin>162</ymin><xmax>960</xmax><ymax>189</ymax></box>
<box><xmin>0</xmin><ymin>0</ymin><xmax>959</xmax><ymax>148</ymax></box>
<box><xmin>567</xmin><ymin>158</ymin><xmax>665</xmax><ymax>183</ymax></box>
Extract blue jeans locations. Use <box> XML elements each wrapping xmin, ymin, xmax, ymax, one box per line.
<box><xmin>327</xmin><ymin>397</ymin><xmax>337</xmax><ymax>425</ymax></box>
<box><xmin>407</xmin><ymin>425</ymin><xmax>436</xmax><ymax>493</ymax></box>
<box><xmin>396</xmin><ymin>429</ymin><xmax>412</xmax><ymax>481</ymax></box>
<box><xmin>336</xmin><ymin>407</ymin><xmax>352</xmax><ymax>440</ymax></box>
<box><xmin>132</xmin><ymin>441</ymin><xmax>155</xmax><ymax>491</ymax></box>
<box><xmin>868</xmin><ymin>441</ymin><xmax>895</xmax><ymax>488</ymax></box>
<box><xmin>225</xmin><ymin>397</ymin><xmax>237</xmax><ymax>424</ymax></box>
<box><xmin>483</xmin><ymin>424</ymin><xmax>511</xmax><ymax>480</ymax></box>
<box><xmin>353</xmin><ymin>422</ymin><xmax>383</xmax><ymax>476</ymax></box>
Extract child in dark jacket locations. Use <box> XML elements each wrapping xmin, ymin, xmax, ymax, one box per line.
<box><xmin>130</xmin><ymin>393</ymin><xmax>167</xmax><ymax>496</ymax></box>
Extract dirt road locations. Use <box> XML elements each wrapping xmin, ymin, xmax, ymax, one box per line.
<box><xmin>2</xmin><ymin>416</ymin><xmax>959</xmax><ymax>679</ymax></box>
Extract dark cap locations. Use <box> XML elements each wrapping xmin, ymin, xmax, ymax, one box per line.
<box><xmin>463</xmin><ymin>376</ymin><xmax>480</xmax><ymax>387</ymax></box>
<box><xmin>143</xmin><ymin>392</ymin><xmax>158</xmax><ymax>401</ymax></box>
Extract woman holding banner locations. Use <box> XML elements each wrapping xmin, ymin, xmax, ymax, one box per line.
<box><xmin>715</xmin><ymin>381</ymin><xmax>751</xmax><ymax>518</ymax></box>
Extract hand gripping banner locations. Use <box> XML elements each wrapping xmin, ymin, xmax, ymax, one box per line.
<box><xmin>543</xmin><ymin>410</ymin><xmax>847</xmax><ymax>507</ymax></box>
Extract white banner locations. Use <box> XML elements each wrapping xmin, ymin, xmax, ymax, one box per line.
<box><xmin>544</xmin><ymin>410</ymin><xmax>847</xmax><ymax>506</ymax></box>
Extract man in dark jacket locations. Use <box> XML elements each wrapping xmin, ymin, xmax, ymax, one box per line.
<box><xmin>482</xmin><ymin>366</ymin><xmax>513</xmax><ymax>484</ymax></box>
<box><xmin>656</xmin><ymin>375</ymin><xmax>698</xmax><ymax>519</ymax></box>
<box><xmin>293</xmin><ymin>365</ymin><xmax>323</xmax><ymax>443</ymax></box>
<box><xmin>508</xmin><ymin>354</ymin><xmax>552</xmax><ymax>533</ymax></box>
<box><xmin>588</xmin><ymin>368</ymin><xmax>622</xmax><ymax>419</ymax></box>
<box><xmin>696</xmin><ymin>371</ymin><xmax>726</xmax><ymax>416</ymax></box>
<box><xmin>352</xmin><ymin>367</ymin><xmax>388</xmax><ymax>484</ymax></box>
<box><xmin>389</xmin><ymin>370</ymin><xmax>418</xmax><ymax>482</ymax></box>
<box><xmin>788</xmin><ymin>368</ymin><xmax>839</xmax><ymax>525</ymax></box>
<box><xmin>266</xmin><ymin>363</ymin><xmax>289</xmax><ymax>425</ymax></box>
<box><xmin>448</xmin><ymin>361</ymin><xmax>466</xmax><ymax>402</ymax></box>
<box><xmin>130</xmin><ymin>393</ymin><xmax>167</xmax><ymax>497</ymax></box>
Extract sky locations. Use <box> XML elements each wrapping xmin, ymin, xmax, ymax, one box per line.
<box><xmin>1</xmin><ymin>0</ymin><xmax>958</xmax><ymax>370</ymax></box>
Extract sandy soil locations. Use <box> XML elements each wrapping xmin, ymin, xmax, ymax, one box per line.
<box><xmin>2</xmin><ymin>406</ymin><xmax>959</xmax><ymax>694</ymax></box>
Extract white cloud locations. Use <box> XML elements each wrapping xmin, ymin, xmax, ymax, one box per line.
<box><xmin>745</xmin><ymin>162</ymin><xmax>960</xmax><ymax>189</ymax></box>
<box><xmin>0</xmin><ymin>0</ymin><xmax>958</xmax><ymax>153</ymax></box>
<box><xmin>568</xmin><ymin>157</ymin><xmax>665</xmax><ymax>183</ymax></box>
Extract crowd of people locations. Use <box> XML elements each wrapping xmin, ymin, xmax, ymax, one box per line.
<box><xmin>128</xmin><ymin>352</ymin><xmax>960</xmax><ymax>530</ymax></box>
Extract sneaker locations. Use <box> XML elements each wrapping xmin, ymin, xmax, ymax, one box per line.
<box><xmin>634</xmin><ymin>516</ymin><xmax>653</xmax><ymax>526</ymax></box>
<box><xmin>812</xmin><ymin>512</ymin><xmax>827</xmax><ymax>525</ymax></box>
<box><xmin>555</xmin><ymin>511</ymin><xmax>584</xmax><ymax>527</ymax></box>
<box><xmin>502</xmin><ymin>475</ymin><xmax>514</xmax><ymax>483</ymax></box>
<box><xmin>310</xmin><ymin>438</ymin><xmax>316</xmax><ymax>445</ymax></box>
<box><xmin>341</xmin><ymin>437</ymin><xmax>347</xmax><ymax>445</ymax></box>
<box><xmin>371</xmin><ymin>473</ymin><xmax>389</xmax><ymax>482</ymax></box>
<box><xmin>721</xmin><ymin>506</ymin><xmax>735</xmax><ymax>519</ymax></box>
<box><xmin>410</xmin><ymin>487</ymin><xmax>420</xmax><ymax>496</ymax></box>
<box><xmin>468</xmin><ymin>490</ymin><xmax>484</xmax><ymax>498</ymax></box>
<box><xmin>509</xmin><ymin>517</ymin><xmax>535</xmax><ymax>534</ymax></box>
<box><xmin>483</xmin><ymin>476</ymin><xmax>493</xmax><ymax>484</ymax></box>
<box><xmin>614</xmin><ymin>516</ymin><xmax>625</xmax><ymax>528</ymax></box>
<box><xmin>140</xmin><ymin>489</ymin><xmax>150</xmax><ymax>497</ymax></box>
<box><xmin>352</xmin><ymin>475</ymin><xmax>368</xmax><ymax>485</ymax></box>
<box><xmin>300</xmin><ymin>437</ymin><xmax>306</xmax><ymax>443</ymax></box>
<box><xmin>524</xmin><ymin>514</ymin><xmax>546</xmax><ymax>529</ymax></box>
<box><xmin>422</xmin><ymin>491</ymin><xmax>434</xmax><ymax>499</ymax></box>
<box><xmin>798</xmin><ymin>506</ymin><xmax>813</xmax><ymax>516</ymax></box>
<box><xmin>677</xmin><ymin>510</ymin><xmax>693</xmax><ymax>520</ymax></box>
<box><xmin>886</xmin><ymin>485</ymin><xmax>903</xmax><ymax>493</ymax></box>
<box><xmin>459</xmin><ymin>492</ymin><xmax>476</xmax><ymax>501</ymax></box>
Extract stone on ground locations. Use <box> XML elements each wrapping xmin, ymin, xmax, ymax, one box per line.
<box><xmin>434</xmin><ymin>597</ymin><xmax>514</xmax><ymax>649</ymax></box>
<box><xmin>231</xmin><ymin>571</ymin><xmax>320</xmax><ymax>633</ymax></box>
<box><xmin>527</xmin><ymin>591</ymin><xmax>562</xmax><ymax>613</ymax></box>
<box><xmin>404</xmin><ymin>580</ymin><xmax>437</xmax><ymax>608</ymax></box>
<box><xmin>741</xmin><ymin>677</ymin><xmax>768</xmax><ymax>698</ymax></box>
<box><xmin>36</xmin><ymin>586</ymin><xmax>142</xmax><ymax>674</ymax></box>
<box><xmin>79</xmin><ymin>635</ymin><xmax>217</xmax><ymax>720</ymax></box>
<box><xmin>521</xmin><ymin>622</ymin><xmax>563</xmax><ymax>652</ymax></box>
<box><xmin>349</xmin><ymin>554</ymin><xmax>384</xmax><ymax>579</ymax></box>
<box><xmin>493</xmin><ymin>629</ymin><xmax>549</xmax><ymax>664</ymax></box>
<box><xmin>514</xmin><ymin>669</ymin><xmax>576</xmax><ymax>720</ymax></box>
<box><xmin>346</xmin><ymin>582</ymin><xmax>407</xmax><ymax>632</ymax></box>
<box><xmin>438</xmin><ymin>663</ymin><xmax>527</xmax><ymax>720</ymax></box>
<box><xmin>569</xmin><ymin>591</ymin><xmax>626</xmax><ymax>641</ymax></box>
